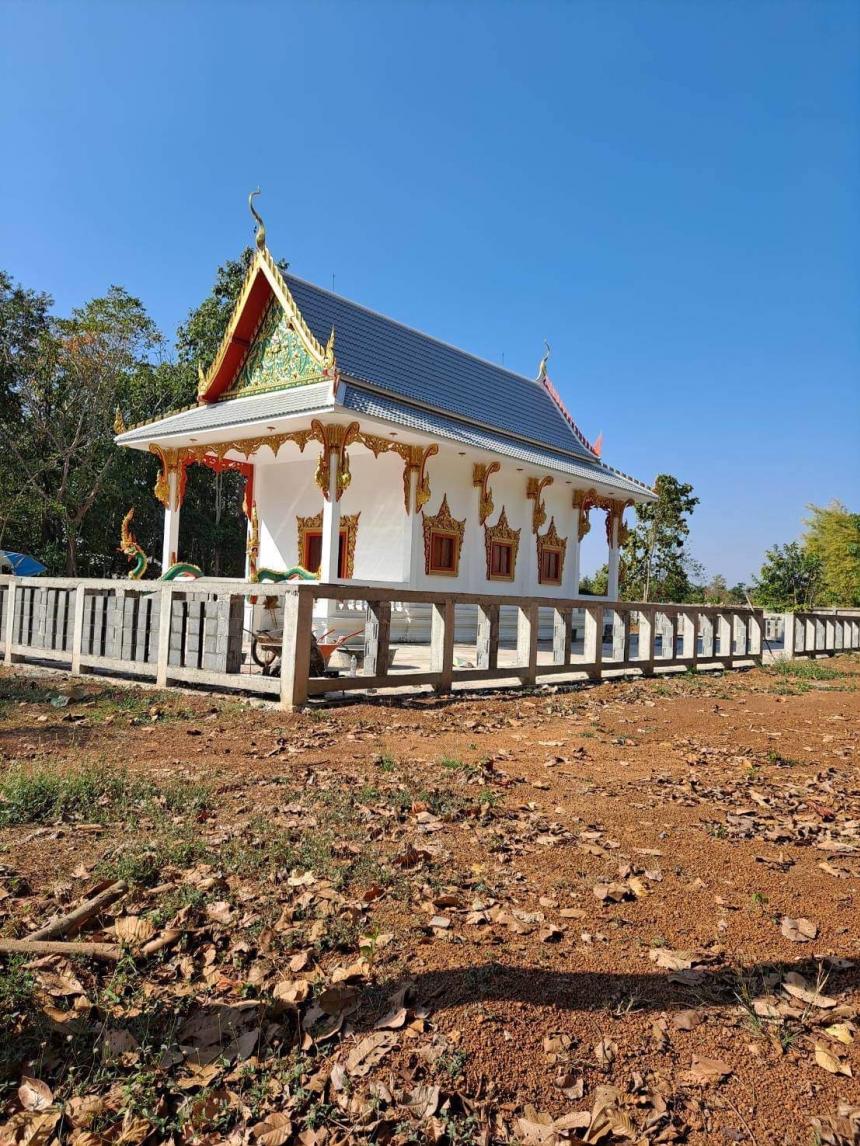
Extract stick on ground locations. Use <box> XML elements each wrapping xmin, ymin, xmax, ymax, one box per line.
<box><xmin>0</xmin><ymin>938</ymin><xmax>122</xmax><ymax>962</ymax></box>
<box><xmin>28</xmin><ymin>879</ymin><xmax>128</xmax><ymax>942</ymax></box>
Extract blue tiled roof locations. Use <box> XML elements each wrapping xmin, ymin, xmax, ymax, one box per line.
<box><xmin>341</xmin><ymin>385</ymin><xmax>655</xmax><ymax>499</ymax></box>
<box><xmin>285</xmin><ymin>274</ymin><xmax>597</xmax><ymax>462</ymax></box>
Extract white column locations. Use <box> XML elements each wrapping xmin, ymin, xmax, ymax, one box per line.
<box><xmin>400</xmin><ymin>469</ymin><xmax>423</xmax><ymax>587</ymax></box>
<box><xmin>567</xmin><ymin>525</ymin><xmax>581</xmax><ymax>597</ymax></box>
<box><xmin>319</xmin><ymin>455</ymin><xmax>341</xmax><ymax>584</ymax></box>
<box><xmin>607</xmin><ymin>512</ymin><xmax>620</xmax><ymax>601</ymax></box>
<box><xmin>161</xmin><ymin>470</ymin><xmax>180</xmax><ymax>572</ymax></box>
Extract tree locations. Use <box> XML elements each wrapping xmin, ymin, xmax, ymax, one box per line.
<box><xmin>578</xmin><ymin>565</ymin><xmax>608</xmax><ymax>595</ymax></box>
<box><xmin>803</xmin><ymin>501</ymin><xmax>860</xmax><ymax>606</ymax></box>
<box><xmin>695</xmin><ymin>573</ymin><xmax>749</xmax><ymax>605</ymax></box>
<box><xmin>0</xmin><ymin>285</ymin><xmax>163</xmax><ymax>574</ymax></box>
<box><xmin>752</xmin><ymin>541</ymin><xmax>823</xmax><ymax>610</ymax></box>
<box><xmin>620</xmin><ymin>474</ymin><xmax>700</xmax><ymax>602</ymax></box>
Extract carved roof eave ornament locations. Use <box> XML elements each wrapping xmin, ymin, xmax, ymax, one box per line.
<box><xmin>311</xmin><ymin>419</ymin><xmax>361</xmax><ymax>502</ymax></box>
<box><xmin>573</xmin><ymin>488</ymin><xmax>634</xmax><ymax>546</ymax></box>
<box><xmin>473</xmin><ymin>461</ymin><xmax>500</xmax><ymax>526</ymax></box>
<box><xmin>526</xmin><ymin>475</ymin><xmax>553</xmax><ymax>534</ymax></box>
<box><xmin>196</xmin><ymin>193</ymin><xmax>337</xmax><ymax>403</ymax></box>
<box><xmin>358</xmin><ymin>433</ymin><xmax>437</xmax><ymax>514</ymax></box>
<box><xmin>484</xmin><ymin>506</ymin><xmax>521</xmax><ymax>579</ymax></box>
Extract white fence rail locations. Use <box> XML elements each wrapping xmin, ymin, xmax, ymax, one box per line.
<box><xmin>1</xmin><ymin>576</ymin><xmax>857</xmax><ymax>709</ymax></box>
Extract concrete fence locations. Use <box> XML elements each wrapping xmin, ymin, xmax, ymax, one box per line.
<box><xmin>1</xmin><ymin>576</ymin><xmax>857</xmax><ymax>710</ymax></box>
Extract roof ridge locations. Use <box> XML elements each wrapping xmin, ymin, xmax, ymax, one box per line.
<box><xmin>285</xmin><ymin>272</ymin><xmax>547</xmax><ymax>391</ymax></box>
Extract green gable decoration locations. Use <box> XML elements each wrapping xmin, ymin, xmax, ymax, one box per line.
<box><xmin>225</xmin><ymin>299</ymin><xmax>326</xmax><ymax>399</ymax></box>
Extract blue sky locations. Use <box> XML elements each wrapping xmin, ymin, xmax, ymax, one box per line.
<box><xmin>1</xmin><ymin>0</ymin><xmax>857</xmax><ymax>583</ymax></box>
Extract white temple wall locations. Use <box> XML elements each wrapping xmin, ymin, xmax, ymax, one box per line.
<box><xmin>254</xmin><ymin>454</ymin><xmax>321</xmax><ymax>570</ymax></box>
<box><xmin>252</xmin><ymin>439</ymin><xmax>598</xmax><ymax>599</ymax></box>
<box><xmin>339</xmin><ymin>451</ymin><xmax>407</xmax><ymax>581</ymax></box>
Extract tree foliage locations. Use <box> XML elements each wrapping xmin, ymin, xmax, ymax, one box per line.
<box><xmin>803</xmin><ymin>501</ymin><xmax>860</xmax><ymax>606</ymax></box>
<box><xmin>752</xmin><ymin>541</ymin><xmax>823</xmax><ymax>610</ymax></box>
<box><xmin>620</xmin><ymin>474</ymin><xmax>699</xmax><ymax>602</ymax></box>
<box><xmin>0</xmin><ymin>251</ymin><xmax>271</xmax><ymax>577</ymax></box>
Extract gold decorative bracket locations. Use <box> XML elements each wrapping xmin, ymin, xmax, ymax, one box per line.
<box><xmin>473</xmin><ymin>461</ymin><xmax>500</xmax><ymax>526</ymax></box>
<box><xmin>526</xmin><ymin>475</ymin><xmax>553</xmax><ymax>534</ymax></box>
<box><xmin>311</xmin><ymin>419</ymin><xmax>361</xmax><ymax>501</ymax></box>
<box><xmin>573</xmin><ymin>489</ymin><xmax>633</xmax><ymax>546</ymax></box>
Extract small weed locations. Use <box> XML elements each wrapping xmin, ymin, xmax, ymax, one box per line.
<box><xmin>771</xmin><ymin>659</ymin><xmax>843</xmax><ymax>682</ymax></box>
<box><xmin>437</xmin><ymin>1048</ymin><xmax>469</xmax><ymax>1079</ymax></box>
<box><xmin>750</xmin><ymin>891</ymin><xmax>769</xmax><ymax>912</ymax></box>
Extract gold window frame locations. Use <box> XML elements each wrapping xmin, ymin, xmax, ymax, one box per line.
<box><xmin>484</xmin><ymin>507</ymin><xmax>520</xmax><ymax>582</ymax></box>
<box><xmin>423</xmin><ymin>494</ymin><xmax>466</xmax><ymax>577</ymax></box>
<box><xmin>296</xmin><ymin>511</ymin><xmax>360</xmax><ymax>578</ymax></box>
<box><xmin>537</xmin><ymin>517</ymin><xmax>567</xmax><ymax>585</ymax></box>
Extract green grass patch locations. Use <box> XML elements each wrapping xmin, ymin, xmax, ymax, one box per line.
<box><xmin>0</xmin><ymin>761</ymin><xmax>210</xmax><ymax>827</ymax></box>
<box><xmin>771</xmin><ymin>658</ymin><xmax>844</xmax><ymax>681</ymax></box>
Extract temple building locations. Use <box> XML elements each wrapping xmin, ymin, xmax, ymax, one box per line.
<box><xmin>116</xmin><ymin>203</ymin><xmax>655</xmax><ymax>604</ymax></box>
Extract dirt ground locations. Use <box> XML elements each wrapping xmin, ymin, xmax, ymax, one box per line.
<box><xmin>1</xmin><ymin>655</ymin><xmax>858</xmax><ymax>1145</ymax></box>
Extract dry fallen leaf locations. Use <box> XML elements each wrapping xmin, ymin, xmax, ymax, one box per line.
<box><xmin>781</xmin><ymin>916</ymin><xmax>817</xmax><ymax>943</ymax></box>
<box><xmin>824</xmin><ymin>1022</ymin><xmax>855</xmax><ymax>1046</ymax></box>
<box><xmin>649</xmin><ymin>947</ymin><xmax>694</xmax><ymax>971</ymax></box>
<box><xmin>251</xmin><ymin>1111</ymin><xmax>293</xmax><ymax>1146</ymax></box>
<box><xmin>18</xmin><ymin>1077</ymin><xmax>53</xmax><ymax>1112</ymax></box>
<box><xmin>684</xmin><ymin>1055</ymin><xmax>732</xmax><ymax>1085</ymax></box>
<box><xmin>594</xmin><ymin>1037</ymin><xmax>617</xmax><ymax>1067</ymax></box>
<box><xmin>113</xmin><ymin>915</ymin><xmax>155</xmax><ymax>947</ymax></box>
<box><xmin>782</xmin><ymin>972</ymin><xmax>837</xmax><ymax>1009</ymax></box>
<box><xmin>815</xmin><ymin>1043</ymin><xmax>853</xmax><ymax>1077</ymax></box>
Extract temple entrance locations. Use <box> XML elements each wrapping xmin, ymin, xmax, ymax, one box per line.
<box><xmin>176</xmin><ymin>465</ymin><xmax>247</xmax><ymax>577</ymax></box>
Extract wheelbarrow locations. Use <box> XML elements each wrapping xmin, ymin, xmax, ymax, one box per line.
<box><xmin>250</xmin><ymin>626</ymin><xmax>365</xmax><ymax>676</ymax></box>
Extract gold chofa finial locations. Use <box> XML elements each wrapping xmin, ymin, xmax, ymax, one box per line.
<box><xmin>537</xmin><ymin>339</ymin><xmax>551</xmax><ymax>382</ymax></box>
<box><xmin>249</xmin><ymin>188</ymin><xmax>266</xmax><ymax>250</ymax></box>
<box><xmin>324</xmin><ymin>326</ymin><xmax>336</xmax><ymax>368</ymax></box>
<box><xmin>114</xmin><ymin>407</ymin><xmax>126</xmax><ymax>435</ymax></box>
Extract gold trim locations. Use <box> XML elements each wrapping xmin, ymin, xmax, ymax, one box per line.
<box><xmin>484</xmin><ymin>506</ymin><xmax>520</xmax><ymax>581</ymax></box>
<box><xmin>473</xmin><ymin>461</ymin><xmax>500</xmax><ymax>526</ymax></box>
<box><xmin>247</xmin><ymin>503</ymin><xmax>260</xmax><ymax>579</ymax></box>
<box><xmin>573</xmin><ymin>489</ymin><xmax>632</xmax><ymax>546</ymax></box>
<box><xmin>526</xmin><ymin>475</ymin><xmax>553</xmax><ymax>534</ymax></box>
<box><xmin>148</xmin><ymin>444</ymin><xmax>184</xmax><ymax>510</ymax></box>
<box><xmin>311</xmin><ymin>420</ymin><xmax>361</xmax><ymax>501</ymax></box>
<box><xmin>197</xmin><ymin>246</ymin><xmax>337</xmax><ymax>400</ymax></box>
<box><xmin>537</xmin><ymin>517</ymin><xmax>567</xmax><ymax>585</ymax></box>
<box><xmin>423</xmin><ymin>494</ymin><xmax>465</xmax><ymax>577</ymax></box>
<box><xmin>296</xmin><ymin>510</ymin><xmax>360</xmax><ymax>578</ymax></box>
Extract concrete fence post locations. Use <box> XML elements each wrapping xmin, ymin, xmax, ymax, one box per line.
<box><xmin>155</xmin><ymin>585</ymin><xmax>174</xmax><ymax>688</ymax></box>
<box><xmin>517</xmin><ymin>603</ymin><xmax>539</xmax><ymax>686</ymax></box>
<box><xmin>363</xmin><ymin>600</ymin><xmax>391</xmax><ymax>678</ymax></box>
<box><xmin>3</xmin><ymin>580</ymin><xmax>16</xmax><ymax>666</ymax></box>
<box><xmin>430</xmin><ymin>599</ymin><xmax>455</xmax><ymax>693</ymax></box>
<box><xmin>584</xmin><ymin>605</ymin><xmax>603</xmax><ymax>680</ymax></box>
<box><xmin>280</xmin><ymin>588</ymin><xmax>314</xmax><ymax>710</ymax></box>
<box><xmin>477</xmin><ymin>604</ymin><xmax>500</xmax><ymax>671</ymax></box>
<box><xmin>782</xmin><ymin>612</ymin><xmax>796</xmax><ymax>659</ymax></box>
<box><xmin>552</xmin><ymin>607</ymin><xmax>572</xmax><ymax>666</ymax></box>
<box><xmin>70</xmin><ymin>584</ymin><xmax>87</xmax><ymax>675</ymax></box>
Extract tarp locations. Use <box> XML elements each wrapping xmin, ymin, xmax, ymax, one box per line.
<box><xmin>0</xmin><ymin>551</ymin><xmax>47</xmax><ymax>576</ymax></box>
